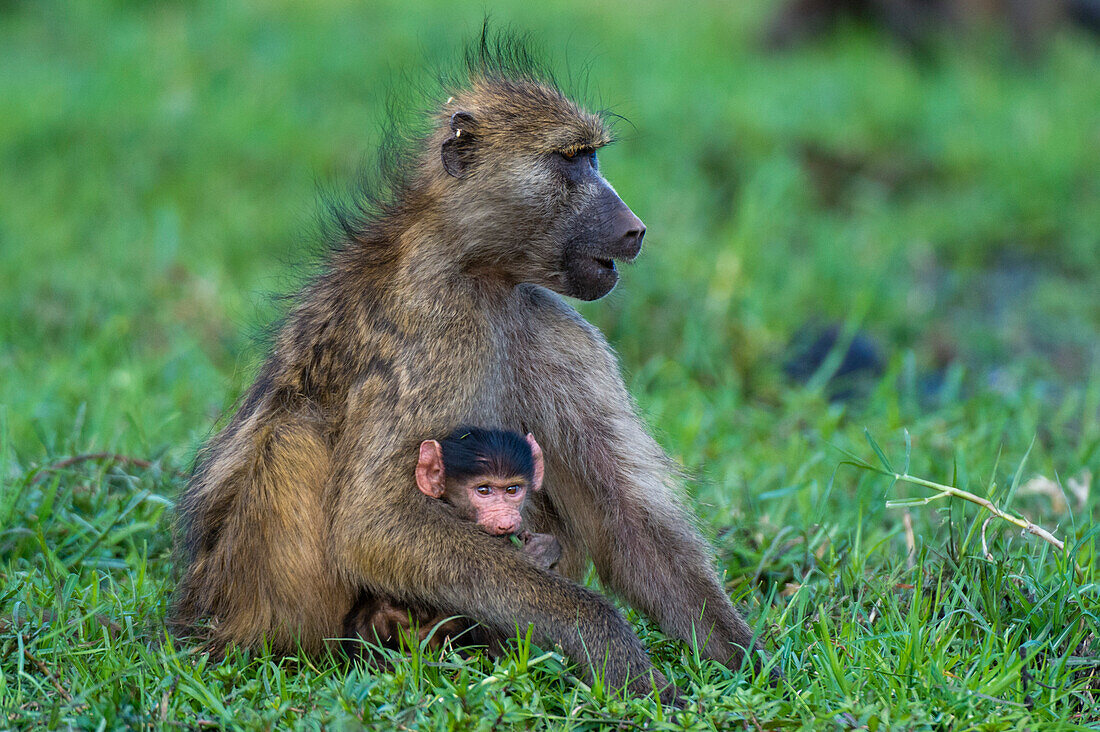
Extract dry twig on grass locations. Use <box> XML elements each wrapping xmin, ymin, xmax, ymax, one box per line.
<box><xmin>23</xmin><ymin>648</ymin><xmax>72</xmax><ymax>702</ymax></box>
<box><xmin>841</xmin><ymin>430</ymin><xmax>1084</xmax><ymax>579</ymax></box>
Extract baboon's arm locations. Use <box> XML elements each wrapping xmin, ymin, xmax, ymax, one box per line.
<box><xmin>331</xmin><ymin>449</ymin><xmax>671</xmax><ymax>699</ymax></box>
<box><xmin>583</xmin><ymin>416</ymin><xmax>760</xmax><ymax>671</ymax></box>
<box><xmin>528</xmin><ymin>309</ymin><xmax>761</xmax><ymax>672</ymax></box>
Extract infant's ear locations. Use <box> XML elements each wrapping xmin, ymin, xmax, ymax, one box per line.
<box><xmin>525</xmin><ymin>433</ymin><xmax>545</xmax><ymax>492</ymax></box>
<box><xmin>415</xmin><ymin>440</ymin><xmax>446</xmax><ymax>498</ymax></box>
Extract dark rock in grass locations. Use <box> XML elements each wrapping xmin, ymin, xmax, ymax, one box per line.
<box><xmin>783</xmin><ymin>323</ymin><xmax>885</xmax><ymax>402</ymax></box>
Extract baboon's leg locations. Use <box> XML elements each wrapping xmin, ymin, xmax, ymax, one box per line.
<box><xmin>177</xmin><ymin>418</ymin><xmax>349</xmax><ymax>655</ymax></box>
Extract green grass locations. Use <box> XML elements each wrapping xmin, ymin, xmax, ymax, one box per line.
<box><xmin>2</xmin><ymin>0</ymin><xmax>1099</xmax><ymax>728</ymax></box>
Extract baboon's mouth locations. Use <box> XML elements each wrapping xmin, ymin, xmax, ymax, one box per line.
<box><xmin>593</xmin><ymin>256</ymin><xmax>616</xmax><ymax>273</ymax></box>
<box><xmin>566</xmin><ymin>252</ymin><xmax>622</xmax><ymax>300</ymax></box>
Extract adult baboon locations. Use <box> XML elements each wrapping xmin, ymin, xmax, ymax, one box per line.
<box><xmin>173</xmin><ymin>32</ymin><xmax>761</xmax><ymax>699</ymax></box>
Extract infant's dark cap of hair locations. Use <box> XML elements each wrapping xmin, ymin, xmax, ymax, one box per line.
<box><xmin>439</xmin><ymin>426</ymin><xmax>535</xmax><ymax>484</ymax></box>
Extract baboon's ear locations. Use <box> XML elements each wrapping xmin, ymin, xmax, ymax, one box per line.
<box><xmin>441</xmin><ymin>111</ymin><xmax>477</xmax><ymax>179</ymax></box>
<box><xmin>416</xmin><ymin>440</ymin><xmax>446</xmax><ymax>498</ymax></box>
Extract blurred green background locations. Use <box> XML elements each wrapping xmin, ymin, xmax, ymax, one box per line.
<box><xmin>2</xmin><ymin>1</ymin><xmax>1097</xmax><ymax>468</ymax></box>
<box><xmin>2</xmin><ymin>0</ymin><xmax>1099</xmax><ymax>727</ymax></box>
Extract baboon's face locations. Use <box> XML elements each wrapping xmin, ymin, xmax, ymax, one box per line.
<box><xmin>440</xmin><ymin>83</ymin><xmax>645</xmax><ymax>301</ymax></box>
<box><xmin>548</xmin><ymin>148</ymin><xmax>645</xmax><ymax>301</ymax></box>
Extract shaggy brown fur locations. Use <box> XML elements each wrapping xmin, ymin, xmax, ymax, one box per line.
<box><xmin>172</xmin><ymin>31</ymin><xmax>760</xmax><ymax>700</ymax></box>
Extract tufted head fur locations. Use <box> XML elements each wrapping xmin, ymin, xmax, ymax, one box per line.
<box><xmin>327</xmin><ymin>25</ymin><xmax>643</xmax><ymax>302</ymax></box>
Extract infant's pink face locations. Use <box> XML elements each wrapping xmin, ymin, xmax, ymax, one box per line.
<box><xmin>464</xmin><ymin>476</ymin><xmax>528</xmax><ymax>535</ymax></box>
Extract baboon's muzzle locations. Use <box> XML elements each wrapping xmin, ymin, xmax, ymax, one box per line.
<box><xmin>609</xmin><ymin>204</ymin><xmax>645</xmax><ymax>262</ymax></box>
<box><xmin>563</xmin><ymin>183</ymin><xmax>646</xmax><ymax>301</ymax></box>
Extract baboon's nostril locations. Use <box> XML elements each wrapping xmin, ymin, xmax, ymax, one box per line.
<box><xmin>620</xmin><ymin>224</ymin><xmax>645</xmax><ymax>259</ymax></box>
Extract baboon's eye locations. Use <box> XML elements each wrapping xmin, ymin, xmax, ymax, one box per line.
<box><xmin>506</xmin><ymin>485</ymin><xmax>519</xmax><ymax>495</ymax></box>
<box><xmin>476</xmin><ymin>485</ymin><xmax>492</xmax><ymax>496</ymax></box>
<box><xmin>558</xmin><ymin>148</ymin><xmax>597</xmax><ymax>169</ymax></box>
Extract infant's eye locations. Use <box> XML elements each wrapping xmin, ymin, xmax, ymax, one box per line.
<box><xmin>506</xmin><ymin>485</ymin><xmax>519</xmax><ymax>495</ymax></box>
<box><xmin>476</xmin><ymin>485</ymin><xmax>492</xmax><ymax>496</ymax></box>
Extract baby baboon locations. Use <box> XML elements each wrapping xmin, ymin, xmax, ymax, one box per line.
<box><xmin>414</xmin><ymin>427</ymin><xmax>561</xmax><ymax>568</ymax></box>
<box><xmin>173</xmin><ymin>31</ymin><xmax>762</xmax><ymax>701</ymax></box>
<box><xmin>344</xmin><ymin>427</ymin><xmax>559</xmax><ymax>658</ymax></box>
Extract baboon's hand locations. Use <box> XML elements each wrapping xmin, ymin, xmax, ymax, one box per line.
<box><xmin>520</xmin><ymin>531</ymin><xmax>561</xmax><ymax>571</ymax></box>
